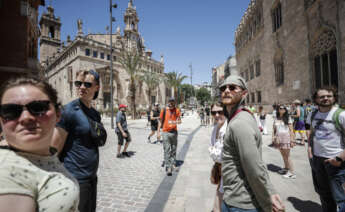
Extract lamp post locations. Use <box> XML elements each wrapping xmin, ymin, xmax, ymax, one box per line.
<box><xmin>110</xmin><ymin>0</ymin><xmax>117</xmax><ymax>129</ymax></box>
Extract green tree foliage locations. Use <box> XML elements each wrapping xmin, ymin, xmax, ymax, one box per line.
<box><xmin>196</xmin><ymin>87</ymin><xmax>211</xmax><ymax>105</ymax></box>
<box><xmin>140</xmin><ymin>71</ymin><xmax>161</xmax><ymax>111</ymax></box>
<box><xmin>165</xmin><ymin>71</ymin><xmax>188</xmax><ymax>100</ymax></box>
<box><xmin>180</xmin><ymin>84</ymin><xmax>195</xmax><ymax>103</ymax></box>
<box><xmin>118</xmin><ymin>48</ymin><xmax>143</xmax><ymax>119</ymax></box>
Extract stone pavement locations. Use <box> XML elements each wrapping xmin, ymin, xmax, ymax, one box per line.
<box><xmin>96</xmin><ymin>113</ymin><xmax>322</xmax><ymax>212</ymax></box>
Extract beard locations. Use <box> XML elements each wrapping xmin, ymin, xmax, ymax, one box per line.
<box><xmin>317</xmin><ymin>100</ymin><xmax>334</xmax><ymax>107</ymax></box>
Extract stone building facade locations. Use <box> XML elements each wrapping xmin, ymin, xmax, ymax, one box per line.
<box><xmin>235</xmin><ymin>0</ymin><xmax>345</xmax><ymax>108</ymax></box>
<box><xmin>0</xmin><ymin>0</ymin><xmax>45</xmax><ymax>86</ymax></box>
<box><xmin>211</xmin><ymin>56</ymin><xmax>237</xmax><ymax>98</ymax></box>
<box><xmin>40</xmin><ymin>1</ymin><xmax>166</xmax><ymax>111</ymax></box>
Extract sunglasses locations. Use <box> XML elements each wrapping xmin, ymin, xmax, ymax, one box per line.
<box><xmin>211</xmin><ymin>110</ymin><xmax>224</xmax><ymax>115</ymax></box>
<box><xmin>219</xmin><ymin>85</ymin><xmax>237</xmax><ymax>92</ymax></box>
<box><xmin>0</xmin><ymin>100</ymin><xmax>51</xmax><ymax>121</ymax></box>
<box><xmin>74</xmin><ymin>81</ymin><xmax>93</xmax><ymax>88</ymax></box>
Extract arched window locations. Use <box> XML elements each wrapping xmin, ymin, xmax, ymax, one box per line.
<box><xmin>312</xmin><ymin>30</ymin><xmax>338</xmax><ymax>89</ymax></box>
<box><xmin>49</xmin><ymin>26</ymin><xmax>55</xmax><ymax>38</ymax></box>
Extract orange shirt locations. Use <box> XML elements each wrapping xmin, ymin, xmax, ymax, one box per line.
<box><xmin>160</xmin><ymin>107</ymin><xmax>181</xmax><ymax>132</ymax></box>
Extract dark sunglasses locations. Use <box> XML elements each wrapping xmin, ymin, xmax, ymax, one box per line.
<box><xmin>211</xmin><ymin>110</ymin><xmax>224</xmax><ymax>115</ymax></box>
<box><xmin>220</xmin><ymin>85</ymin><xmax>237</xmax><ymax>92</ymax></box>
<box><xmin>74</xmin><ymin>81</ymin><xmax>93</xmax><ymax>88</ymax></box>
<box><xmin>0</xmin><ymin>100</ymin><xmax>51</xmax><ymax>121</ymax></box>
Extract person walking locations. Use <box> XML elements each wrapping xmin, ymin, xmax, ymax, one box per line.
<box><xmin>148</xmin><ymin>103</ymin><xmax>161</xmax><ymax>143</ymax></box>
<box><xmin>307</xmin><ymin>86</ymin><xmax>345</xmax><ymax>212</ymax></box>
<box><xmin>273</xmin><ymin>105</ymin><xmax>296</xmax><ymax>179</ymax></box>
<box><xmin>205</xmin><ymin>104</ymin><xmax>211</xmax><ymax>126</ymax></box>
<box><xmin>219</xmin><ymin>75</ymin><xmax>284</xmax><ymax>212</ymax></box>
<box><xmin>258</xmin><ymin>105</ymin><xmax>268</xmax><ymax>135</ymax></box>
<box><xmin>116</xmin><ymin>104</ymin><xmax>131</xmax><ymax>158</ymax></box>
<box><xmin>209</xmin><ymin>102</ymin><xmax>227</xmax><ymax>212</ymax></box>
<box><xmin>157</xmin><ymin>98</ymin><xmax>181</xmax><ymax>176</ymax></box>
<box><xmin>0</xmin><ymin>77</ymin><xmax>79</xmax><ymax>212</ymax></box>
<box><xmin>52</xmin><ymin>70</ymin><xmax>103</xmax><ymax>212</ymax></box>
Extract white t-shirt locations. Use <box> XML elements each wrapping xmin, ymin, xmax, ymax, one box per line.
<box><xmin>209</xmin><ymin>121</ymin><xmax>227</xmax><ymax>163</ymax></box>
<box><xmin>273</xmin><ymin>117</ymin><xmax>293</xmax><ymax>134</ymax></box>
<box><xmin>306</xmin><ymin>107</ymin><xmax>345</xmax><ymax>158</ymax></box>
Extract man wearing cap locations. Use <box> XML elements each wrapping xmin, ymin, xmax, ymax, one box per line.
<box><xmin>157</xmin><ymin>98</ymin><xmax>181</xmax><ymax>176</ymax></box>
<box><xmin>116</xmin><ymin>104</ymin><xmax>131</xmax><ymax>158</ymax></box>
<box><xmin>148</xmin><ymin>103</ymin><xmax>161</xmax><ymax>143</ymax></box>
<box><xmin>220</xmin><ymin>75</ymin><xmax>284</xmax><ymax>212</ymax></box>
<box><xmin>52</xmin><ymin>69</ymin><xmax>102</xmax><ymax>212</ymax></box>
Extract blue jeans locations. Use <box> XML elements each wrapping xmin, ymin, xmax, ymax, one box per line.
<box><xmin>222</xmin><ymin>201</ymin><xmax>259</xmax><ymax>212</ymax></box>
<box><xmin>311</xmin><ymin>156</ymin><xmax>345</xmax><ymax>212</ymax></box>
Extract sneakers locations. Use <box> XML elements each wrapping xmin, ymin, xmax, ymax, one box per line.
<box><xmin>161</xmin><ymin>161</ymin><xmax>165</xmax><ymax>167</ymax></box>
<box><xmin>278</xmin><ymin>168</ymin><xmax>288</xmax><ymax>175</ymax></box>
<box><xmin>122</xmin><ymin>152</ymin><xmax>130</xmax><ymax>157</ymax></box>
<box><xmin>147</xmin><ymin>136</ymin><xmax>151</xmax><ymax>143</ymax></box>
<box><xmin>116</xmin><ymin>153</ymin><xmax>123</xmax><ymax>158</ymax></box>
<box><xmin>283</xmin><ymin>172</ymin><xmax>296</xmax><ymax>179</ymax></box>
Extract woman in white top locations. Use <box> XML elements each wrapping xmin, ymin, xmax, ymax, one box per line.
<box><xmin>273</xmin><ymin>105</ymin><xmax>296</xmax><ymax>179</ymax></box>
<box><xmin>209</xmin><ymin>102</ymin><xmax>227</xmax><ymax>212</ymax></box>
<box><xmin>0</xmin><ymin>77</ymin><xmax>79</xmax><ymax>212</ymax></box>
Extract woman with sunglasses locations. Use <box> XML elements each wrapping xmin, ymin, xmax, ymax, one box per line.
<box><xmin>0</xmin><ymin>77</ymin><xmax>79</xmax><ymax>212</ymax></box>
<box><xmin>209</xmin><ymin>102</ymin><xmax>227</xmax><ymax>212</ymax></box>
<box><xmin>273</xmin><ymin>105</ymin><xmax>296</xmax><ymax>179</ymax></box>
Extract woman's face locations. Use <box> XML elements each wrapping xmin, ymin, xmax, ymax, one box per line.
<box><xmin>278</xmin><ymin>106</ymin><xmax>286</xmax><ymax>116</ymax></box>
<box><xmin>0</xmin><ymin>85</ymin><xmax>59</xmax><ymax>155</ymax></box>
<box><xmin>211</xmin><ymin>105</ymin><xmax>225</xmax><ymax>124</ymax></box>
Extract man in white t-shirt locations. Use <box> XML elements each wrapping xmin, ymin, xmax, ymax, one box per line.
<box><xmin>307</xmin><ymin>86</ymin><xmax>345</xmax><ymax>212</ymax></box>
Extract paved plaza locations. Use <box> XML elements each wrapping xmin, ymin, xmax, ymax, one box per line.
<box><xmin>96</xmin><ymin>113</ymin><xmax>322</xmax><ymax>212</ymax></box>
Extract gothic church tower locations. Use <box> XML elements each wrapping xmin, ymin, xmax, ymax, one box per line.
<box><xmin>39</xmin><ymin>5</ymin><xmax>61</xmax><ymax>64</ymax></box>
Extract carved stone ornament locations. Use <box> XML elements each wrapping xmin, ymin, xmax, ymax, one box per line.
<box><xmin>312</xmin><ymin>30</ymin><xmax>336</xmax><ymax>56</ymax></box>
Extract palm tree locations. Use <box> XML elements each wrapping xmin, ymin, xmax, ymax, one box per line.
<box><xmin>140</xmin><ymin>71</ymin><xmax>161</xmax><ymax>111</ymax></box>
<box><xmin>118</xmin><ymin>48</ymin><xmax>143</xmax><ymax>119</ymax></box>
<box><xmin>165</xmin><ymin>71</ymin><xmax>188</xmax><ymax>103</ymax></box>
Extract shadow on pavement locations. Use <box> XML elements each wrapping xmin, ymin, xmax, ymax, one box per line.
<box><xmin>127</xmin><ymin>151</ymin><xmax>136</xmax><ymax>157</ymax></box>
<box><xmin>267</xmin><ymin>163</ymin><xmax>282</xmax><ymax>173</ymax></box>
<box><xmin>175</xmin><ymin>160</ymin><xmax>184</xmax><ymax>167</ymax></box>
<box><xmin>287</xmin><ymin>196</ymin><xmax>322</xmax><ymax>212</ymax></box>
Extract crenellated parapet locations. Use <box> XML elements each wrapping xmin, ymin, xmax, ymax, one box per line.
<box><xmin>234</xmin><ymin>0</ymin><xmax>263</xmax><ymax>54</ymax></box>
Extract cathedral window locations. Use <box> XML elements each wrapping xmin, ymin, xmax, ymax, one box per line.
<box><xmin>257</xmin><ymin>91</ymin><xmax>262</xmax><ymax>103</ymax></box>
<box><xmin>312</xmin><ymin>30</ymin><xmax>338</xmax><ymax>89</ymax></box>
<box><xmin>255</xmin><ymin>60</ymin><xmax>261</xmax><ymax>77</ymax></box>
<box><xmin>93</xmin><ymin>51</ymin><xmax>98</xmax><ymax>58</ymax></box>
<box><xmin>275</xmin><ymin>63</ymin><xmax>284</xmax><ymax>86</ymax></box>
<box><xmin>85</xmin><ymin>48</ymin><xmax>90</xmax><ymax>56</ymax></box>
<box><xmin>251</xmin><ymin>92</ymin><xmax>255</xmax><ymax>103</ymax></box>
<box><xmin>272</xmin><ymin>2</ymin><xmax>282</xmax><ymax>32</ymax></box>
<box><xmin>250</xmin><ymin>64</ymin><xmax>254</xmax><ymax>80</ymax></box>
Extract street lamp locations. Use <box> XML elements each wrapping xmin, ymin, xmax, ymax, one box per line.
<box><xmin>110</xmin><ymin>0</ymin><xmax>117</xmax><ymax>129</ymax></box>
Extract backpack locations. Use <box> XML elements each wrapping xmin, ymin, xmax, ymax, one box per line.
<box><xmin>304</xmin><ymin>105</ymin><xmax>313</xmax><ymax>121</ymax></box>
<box><xmin>310</xmin><ymin>107</ymin><xmax>345</xmax><ymax>137</ymax></box>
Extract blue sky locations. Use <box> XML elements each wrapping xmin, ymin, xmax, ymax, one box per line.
<box><xmin>39</xmin><ymin>0</ymin><xmax>250</xmax><ymax>85</ymax></box>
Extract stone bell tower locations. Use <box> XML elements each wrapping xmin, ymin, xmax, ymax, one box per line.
<box><xmin>39</xmin><ymin>5</ymin><xmax>61</xmax><ymax>64</ymax></box>
<box><xmin>124</xmin><ymin>0</ymin><xmax>140</xmax><ymax>50</ymax></box>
